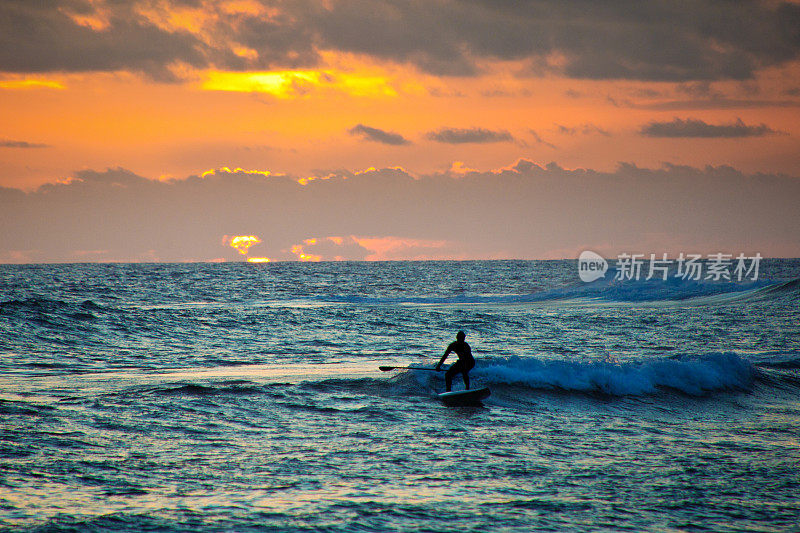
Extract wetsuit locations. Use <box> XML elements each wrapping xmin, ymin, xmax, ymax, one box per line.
<box><xmin>437</xmin><ymin>340</ymin><xmax>475</xmax><ymax>391</ymax></box>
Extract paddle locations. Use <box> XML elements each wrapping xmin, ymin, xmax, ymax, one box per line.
<box><xmin>379</xmin><ymin>366</ymin><xmax>443</xmax><ymax>372</ymax></box>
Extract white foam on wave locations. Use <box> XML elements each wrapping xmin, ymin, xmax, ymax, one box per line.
<box><xmin>473</xmin><ymin>352</ymin><xmax>756</xmax><ymax>396</ymax></box>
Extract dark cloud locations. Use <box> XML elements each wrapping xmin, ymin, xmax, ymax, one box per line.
<box><xmin>0</xmin><ymin>139</ymin><xmax>50</xmax><ymax>148</ymax></box>
<box><xmin>3</xmin><ymin>161</ymin><xmax>799</xmax><ymax>262</ymax></box>
<box><xmin>529</xmin><ymin>130</ymin><xmax>556</xmax><ymax>149</ymax></box>
<box><xmin>480</xmin><ymin>88</ymin><xmax>532</xmax><ymax>98</ymax></box>
<box><xmin>2</xmin><ymin>1</ymin><xmax>800</xmax><ymax>81</ymax></box>
<box><xmin>638</xmin><ymin>98</ymin><xmax>800</xmax><ymax>110</ymax></box>
<box><xmin>640</xmin><ymin>118</ymin><xmax>781</xmax><ymax>138</ymax></box>
<box><xmin>348</xmin><ymin>124</ymin><xmax>410</xmax><ymax>145</ymax></box>
<box><xmin>606</xmin><ymin>95</ymin><xmax>635</xmax><ymax>108</ymax></box>
<box><xmin>676</xmin><ymin>82</ymin><xmax>720</xmax><ymax>98</ymax></box>
<box><xmin>644</xmin><ymin>82</ymin><xmax>792</xmax><ymax>109</ymax></box>
<box><xmin>0</xmin><ymin>1</ymin><xmax>207</xmax><ymax>80</ymax></box>
<box><xmin>631</xmin><ymin>88</ymin><xmax>664</xmax><ymax>99</ymax></box>
<box><xmin>306</xmin><ymin>0</ymin><xmax>800</xmax><ymax>80</ymax></box>
<box><xmin>555</xmin><ymin>124</ymin><xmax>610</xmax><ymax>137</ymax></box>
<box><xmin>426</xmin><ymin>127</ymin><xmax>514</xmax><ymax>144</ymax></box>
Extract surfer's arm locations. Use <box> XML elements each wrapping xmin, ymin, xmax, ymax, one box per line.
<box><xmin>435</xmin><ymin>344</ymin><xmax>453</xmax><ymax>370</ymax></box>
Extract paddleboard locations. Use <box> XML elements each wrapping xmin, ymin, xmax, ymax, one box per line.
<box><xmin>437</xmin><ymin>387</ymin><xmax>490</xmax><ymax>406</ymax></box>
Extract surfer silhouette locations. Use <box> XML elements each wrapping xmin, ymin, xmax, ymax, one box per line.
<box><xmin>436</xmin><ymin>330</ymin><xmax>475</xmax><ymax>391</ymax></box>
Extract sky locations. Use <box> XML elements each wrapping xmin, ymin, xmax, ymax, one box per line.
<box><xmin>1</xmin><ymin>0</ymin><xmax>799</xmax><ymax>262</ymax></box>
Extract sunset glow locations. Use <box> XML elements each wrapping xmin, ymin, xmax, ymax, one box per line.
<box><xmin>201</xmin><ymin>69</ymin><xmax>397</xmax><ymax>99</ymax></box>
<box><xmin>1</xmin><ymin>1</ymin><xmax>799</xmax><ymax>261</ymax></box>
<box><xmin>0</xmin><ymin>79</ymin><xmax>65</xmax><ymax>90</ymax></box>
<box><xmin>351</xmin><ymin>237</ymin><xmax>450</xmax><ymax>261</ymax></box>
<box><xmin>290</xmin><ymin>244</ymin><xmax>322</xmax><ymax>262</ymax></box>
<box><xmin>224</xmin><ymin>235</ymin><xmax>262</xmax><ymax>255</ymax></box>
<box><xmin>201</xmin><ymin>167</ymin><xmax>274</xmax><ymax>179</ymax></box>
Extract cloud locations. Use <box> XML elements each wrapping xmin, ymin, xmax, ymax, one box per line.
<box><xmin>555</xmin><ymin>124</ymin><xmax>611</xmax><ymax>137</ymax></box>
<box><xmin>676</xmin><ymin>82</ymin><xmax>721</xmax><ymax>99</ymax></box>
<box><xmin>426</xmin><ymin>127</ymin><xmax>514</xmax><ymax>144</ymax></box>
<box><xmin>640</xmin><ymin>118</ymin><xmax>781</xmax><ymax>138</ymax></box>
<box><xmin>350</xmin><ymin>236</ymin><xmax>452</xmax><ymax>261</ymax></box>
<box><xmin>2</xmin><ymin>161</ymin><xmax>800</xmax><ymax>262</ymax></box>
<box><xmin>223</xmin><ymin>235</ymin><xmax>261</xmax><ymax>255</ymax></box>
<box><xmin>480</xmin><ymin>88</ymin><xmax>532</xmax><ymax>98</ymax></box>
<box><xmin>308</xmin><ymin>1</ymin><xmax>800</xmax><ymax>80</ymax></box>
<box><xmin>0</xmin><ymin>139</ymin><xmax>50</xmax><ymax>148</ymax></box>
<box><xmin>283</xmin><ymin>235</ymin><xmax>454</xmax><ymax>261</ymax></box>
<box><xmin>0</xmin><ymin>1</ymin><xmax>207</xmax><ymax>80</ymax></box>
<box><xmin>634</xmin><ymin>98</ymin><xmax>800</xmax><ymax>110</ymax></box>
<box><xmin>348</xmin><ymin>124</ymin><xmax>410</xmax><ymax>145</ymax></box>
<box><xmin>529</xmin><ymin>130</ymin><xmax>556</xmax><ymax>149</ymax></box>
<box><xmin>2</xmin><ymin>1</ymin><xmax>800</xmax><ymax>81</ymax></box>
<box><xmin>0</xmin><ymin>79</ymin><xmax>64</xmax><ymax>90</ymax></box>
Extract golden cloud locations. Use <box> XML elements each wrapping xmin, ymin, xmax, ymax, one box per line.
<box><xmin>223</xmin><ymin>234</ymin><xmax>261</xmax><ymax>255</ymax></box>
<box><xmin>200</xmin><ymin>69</ymin><xmax>397</xmax><ymax>99</ymax></box>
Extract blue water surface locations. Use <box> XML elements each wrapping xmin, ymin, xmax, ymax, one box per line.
<box><xmin>1</xmin><ymin>260</ymin><xmax>799</xmax><ymax>532</ymax></box>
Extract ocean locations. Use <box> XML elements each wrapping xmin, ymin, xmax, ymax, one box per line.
<box><xmin>1</xmin><ymin>260</ymin><xmax>799</xmax><ymax>532</ymax></box>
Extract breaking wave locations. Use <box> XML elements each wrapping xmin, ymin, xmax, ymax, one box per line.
<box><xmin>404</xmin><ymin>352</ymin><xmax>759</xmax><ymax>397</ymax></box>
<box><xmin>321</xmin><ymin>274</ymin><xmax>795</xmax><ymax>306</ymax></box>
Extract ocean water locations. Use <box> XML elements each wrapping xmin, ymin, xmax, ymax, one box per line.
<box><xmin>1</xmin><ymin>260</ymin><xmax>799</xmax><ymax>532</ymax></box>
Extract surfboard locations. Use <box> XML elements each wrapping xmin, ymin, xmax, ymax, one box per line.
<box><xmin>437</xmin><ymin>387</ymin><xmax>490</xmax><ymax>406</ymax></box>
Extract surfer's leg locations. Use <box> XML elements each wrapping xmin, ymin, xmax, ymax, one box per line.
<box><xmin>462</xmin><ymin>360</ymin><xmax>475</xmax><ymax>390</ymax></box>
<box><xmin>445</xmin><ymin>366</ymin><xmax>458</xmax><ymax>391</ymax></box>
<box><xmin>445</xmin><ymin>362</ymin><xmax>462</xmax><ymax>392</ymax></box>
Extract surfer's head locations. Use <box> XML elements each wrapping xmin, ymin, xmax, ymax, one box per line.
<box><xmin>456</xmin><ymin>330</ymin><xmax>466</xmax><ymax>341</ymax></box>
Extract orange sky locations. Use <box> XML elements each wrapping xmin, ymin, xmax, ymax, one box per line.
<box><xmin>2</xmin><ymin>61</ymin><xmax>799</xmax><ymax>190</ymax></box>
<box><xmin>2</xmin><ymin>1</ymin><xmax>799</xmax><ymax>261</ymax></box>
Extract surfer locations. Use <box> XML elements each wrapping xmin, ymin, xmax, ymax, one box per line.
<box><xmin>436</xmin><ymin>330</ymin><xmax>475</xmax><ymax>391</ymax></box>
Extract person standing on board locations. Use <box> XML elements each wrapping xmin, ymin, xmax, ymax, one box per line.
<box><xmin>435</xmin><ymin>330</ymin><xmax>475</xmax><ymax>392</ymax></box>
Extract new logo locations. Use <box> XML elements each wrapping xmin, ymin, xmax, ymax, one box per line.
<box><xmin>578</xmin><ymin>250</ymin><xmax>608</xmax><ymax>282</ymax></box>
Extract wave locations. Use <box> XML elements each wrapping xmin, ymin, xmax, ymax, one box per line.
<box><xmin>118</xmin><ymin>353</ymin><xmax>795</xmax><ymax>403</ymax></box>
<box><xmin>0</xmin><ymin>397</ymin><xmax>57</xmax><ymax>417</ymax></box>
<box><xmin>404</xmin><ymin>352</ymin><xmax>759</xmax><ymax>397</ymax></box>
<box><xmin>752</xmin><ymin>349</ymin><xmax>800</xmax><ymax>370</ymax></box>
<box><xmin>146</xmin><ymin>381</ymin><xmax>265</xmax><ymax>396</ymax></box>
<box><xmin>0</xmin><ymin>297</ymin><xmax>105</xmax><ymax>311</ymax></box>
<box><xmin>318</xmin><ymin>274</ymin><xmax>794</xmax><ymax>306</ymax></box>
<box><xmin>1</xmin><ymin>297</ymin><xmax>68</xmax><ymax>313</ymax></box>
<box><xmin>745</xmin><ymin>277</ymin><xmax>800</xmax><ymax>300</ymax></box>
<box><xmin>759</xmin><ymin>359</ymin><xmax>800</xmax><ymax>370</ymax></box>
<box><xmin>0</xmin><ymin>297</ymin><xmax>111</xmax><ymax>325</ymax></box>
<box><xmin>3</xmin><ymin>276</ymin><xmax>795</xmax><ymax>319</ymax></box>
